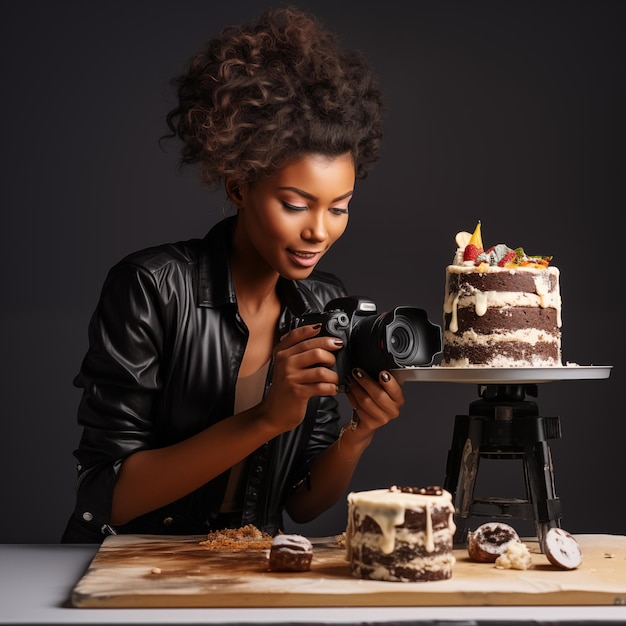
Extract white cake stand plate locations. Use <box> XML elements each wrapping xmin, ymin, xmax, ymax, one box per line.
<box><xmin>390</xmin><ymin>365</ymin><xmax>612</xmax><ymax>385</ymax></box>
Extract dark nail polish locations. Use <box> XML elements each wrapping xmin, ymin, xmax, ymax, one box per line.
<box><xmin>312</xmin><ymin>323</ymin><xmax>322</xmax><ymax>330</ymax></box>
<box><xmin>333</xmin><ymin>338</ymin><xmax>344</xmax><ymax>346</ymax></box>
<box><xmin>381</xmin><ymin>371</ymin><xmax>390</xmax><ymax>383</ymax></box>
<box><xmin>353</xmin><ymin>368</ymin><xmax>363</xmax><ymax>378</ymax></box>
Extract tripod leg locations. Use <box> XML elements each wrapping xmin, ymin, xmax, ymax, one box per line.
<box><xmin>523</xmin><ymin>439</ymin><xmax>562</xmax><ymax>549</ymax></box>
<box><xmin>444</xmin><ymin>415</ymin><xmax>468</xmax><ymax>496</ymax></box>
<box><xmin>445</xmin><ymin>415</ymin><xmax>483</xmax><ymax>544</ymax></box>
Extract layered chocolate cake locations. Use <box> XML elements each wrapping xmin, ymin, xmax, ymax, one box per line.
<box><xmin>442</xmin><ymin>223</ymin><xmax>562</xmax><ymax>367</ymax></box>
<box><xmin>345</xmin><ymin>486</ymin><xmax>456</xmax><ymax>582</ymax></box>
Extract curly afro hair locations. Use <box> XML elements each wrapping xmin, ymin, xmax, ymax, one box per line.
<box><xmin>164</xmin><ymin>6</ymin><xmax>384</xmax><ymax>189</ymax></box>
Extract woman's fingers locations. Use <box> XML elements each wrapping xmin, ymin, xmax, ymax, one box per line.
<box><xmin>271</xmin><ymin>324</ymin><xmax>344</xmax><ymax>395</ymax></box>
<box><xmin>275</xmin><ymin>324</ymin><xmax>343</xmax><ymax>372</ymax></box>
<box><xmin>345</xmin><ymin>368</ymin><xmax>405</xmax><ymax>426</ymax></box>
<box><xmin>277</xmin><ymin>323</ymin><xmax>323</xmax><ymax>348</ymax></box>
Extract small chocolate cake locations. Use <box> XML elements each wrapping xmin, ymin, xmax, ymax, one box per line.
<box><xmin>543</xmin><ymin>527</ymin><xmax>582</xmax><ymax>570</ymax></box>
<box><xmin>268</xmin><ymin>534</ymin><xmax>313</xmax><ymax>572</ymax></box>
<box><xmin>346</xmin><ymin>486</ymin><xmax>456</xmax><ymax>582</ymax></box>
<box><xmin>467</xmin><ymin>521</ymin><xmax>521</xmax><ymax>563</ymax></box>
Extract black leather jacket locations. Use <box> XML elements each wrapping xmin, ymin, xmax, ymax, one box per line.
<box><xmin>61</xmin><ymin>216</ymin><xmax>347</xmax><ymax>543</ymax></box>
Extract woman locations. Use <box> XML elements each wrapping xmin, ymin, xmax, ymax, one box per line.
<box><xmin>62</xmin><ymin>6</ymin><xmax>404</xmax><ymax>543</ymax></box>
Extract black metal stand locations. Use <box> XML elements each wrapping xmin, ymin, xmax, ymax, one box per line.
<box><xmin>443</xmin><ymin>384</ymin><xmax>562</xmax><ymax>549</ymax></box>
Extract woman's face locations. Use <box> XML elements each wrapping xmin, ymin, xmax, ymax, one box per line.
<box><xmin>232</xmin><ymin>153</ymin><xmax>355</xmax><ymax>280</ymax></box>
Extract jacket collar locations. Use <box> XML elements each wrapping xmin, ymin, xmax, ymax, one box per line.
<box><xmin>197</xmin><ymin>216</ymin><xmax>318</xmax><ymax>317</ymax></box>
<box><xmin>197</xmin><ymin>216</ymin><xmax>237</xmax><ymax>308</ymax></box>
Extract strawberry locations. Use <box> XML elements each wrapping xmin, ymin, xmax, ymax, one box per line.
<box><xmin>463</xmin><ymin>244</ymin><xmax>482</xmax><ymax>261</ymax></box>
<box><xmin>497</xmin><ymin>250</ymin><xmax>517</xmax><ymax>267</ymax></box>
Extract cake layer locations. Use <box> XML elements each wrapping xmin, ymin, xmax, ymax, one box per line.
<box><xmin>448</xmin><ymin>291</ymin><xmax>561</xmax><ymax>312</ymax></box>
<box><xmin>442</xmin><ymin>340</ymin><xmax>560</xmax><ymax>367</ymax></box>
<box><xmin>350</xmin><ymin>545</ymin><xmax>455</xmax><ymax>582</ymax></box>
<box><xmin>446</xmin><ymin>266</ymin><xmax>559</xmax><ymax>294</ymax></box>
<box><xmin>445</xmin><ymin>307</ymin><xmax>560</xmax><ymax>335</ymax></box>
<box><xmin>350</xmin><ymin>530</ymin><xmax>453</xmax><ymax>560</ymax></box>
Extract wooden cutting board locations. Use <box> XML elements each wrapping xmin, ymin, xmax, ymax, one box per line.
<box><xmin>70</xmin><ymin>533</ymin><xmax>626</xmax><ymax>608</ymax></box>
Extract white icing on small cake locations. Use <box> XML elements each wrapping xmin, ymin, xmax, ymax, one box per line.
<box><xmin>272</xmin><ymin>534</ymin><xmax>312</xmax><ymax>550</ymax></box>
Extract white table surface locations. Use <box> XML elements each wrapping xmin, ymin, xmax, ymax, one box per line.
<box><xmin>1</xmin><ymin>543</ymin><xmax>625</xmax><ymax>625</ymax></box>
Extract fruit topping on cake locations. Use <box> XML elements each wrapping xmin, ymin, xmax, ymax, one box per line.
<box><xmin>454</xmin><ymin>221</ymin><xmax>552</xmax><ymax>270</ymax></box>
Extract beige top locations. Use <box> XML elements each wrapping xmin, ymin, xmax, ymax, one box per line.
<box><xmin>220</xmin><ymin>360</ymin><xmax>270</xmax><ymax>513</ymax></box>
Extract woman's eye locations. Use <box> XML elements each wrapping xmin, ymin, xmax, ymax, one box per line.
<box><xmin>282</xmin><ymin>201</ymin><xmax>307</xmax><ymax>212</ymax></box>
<box><xmin>330</xmin><ymin>207</ymin><xmax>349</xmax><ymax>216</ymax></box>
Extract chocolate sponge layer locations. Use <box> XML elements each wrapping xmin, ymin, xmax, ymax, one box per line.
<box><xmin>448</xmin><ymin>271</ymin><xmax>558</xmax><ymax>293</ymax></box>
<box><xmin>445</xmin><ymin>307</ymin><xmax>559</xmax><ymax>334</ymax></box>
<box><xmin>442</xmin><ymin>341</ymin><xmax>560</xmax><ymax>364</ymax></box>
<box><xmin>352</xmin><ymin>544</ymin><xmax>452</xmax><ymax>582</ymax></box>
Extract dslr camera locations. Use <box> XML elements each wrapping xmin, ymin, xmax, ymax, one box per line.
<box><xmin>290</xmin><ymin>296</ymin><xmax>441</xmax><ymax>390</ymax></box>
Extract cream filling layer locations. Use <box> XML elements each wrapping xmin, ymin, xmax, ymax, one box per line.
<box><xmin>444</xmin><ymin>328</ymin><xmax>561</xmax><ymax>345</ymax></box>
<box><xmin>443</xmin><ymin>354</ymin><xmax>560</xmax><ymax>367</ymax></box>
<box><xmin>448</xmin><ymin>291</ymin><xmax>561</xmax><ymax>311</ymax></box>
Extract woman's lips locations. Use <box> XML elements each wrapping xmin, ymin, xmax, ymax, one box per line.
<box><xmin>287</xmin><ymin>249</ymin><xmax>322</xmax><ymax>268</ymax></box>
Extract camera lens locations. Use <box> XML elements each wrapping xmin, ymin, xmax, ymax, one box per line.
<box><xmin>386</xmin><ymin>315</ymin><xmax>419</xmax><ymax>363</ymax></box>
<box><xmin>388</xmin><ymin>321</ymin><xmax>416</xmax><ymax>359</ymax></box>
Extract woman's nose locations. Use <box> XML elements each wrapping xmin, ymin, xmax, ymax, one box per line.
<box><xmin>302</xmin><ymin>212</ymin><xmax>328</xmax><ymax>242</ymax></box>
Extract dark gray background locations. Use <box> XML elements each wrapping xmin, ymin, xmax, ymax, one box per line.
<box><xmin>1</xmin><ymin>1</ymin><xmax>623</xmax><ymax>543</ymax></box>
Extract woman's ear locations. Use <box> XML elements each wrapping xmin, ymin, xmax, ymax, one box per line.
<box><xmin>225</xmin><ymin>178</ymin><xmax>244</xmax><ymax>208</ymax></box>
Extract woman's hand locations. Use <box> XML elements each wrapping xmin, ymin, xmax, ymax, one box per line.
<box><xmin>344</xmin><ymin>367</ymin><xmax>405</xmax><ymax>442</ymax></box>
<box><xmin>260</xmin><ymin>323</ymin><xmax>343</xmax><ymax>433</ymax></box>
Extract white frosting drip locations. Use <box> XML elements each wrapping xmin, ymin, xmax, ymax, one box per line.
<box><xmin>474</xmin><ymin>291</ymin><xmax>488</xmax><ymax>316</ymax></box>
<box><xmin>444</xmin><ymin>291</ymin><xmax>461</xmax><ymax>332</ymax></box>
<box><xmin>345</xmin><ymin>488</ymin><xmax>456</xmax><ymax>560</ymax></box>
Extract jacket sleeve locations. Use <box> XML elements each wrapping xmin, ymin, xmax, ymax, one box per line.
<box><xmin>283</xmin><ymin>272</ymin><xmax>347</xmax><ymax>497</ymax></box>
<box><xmin>66</xmin><ymin>261</ymin><xmax>164</xmax><ymax>539</ymax></box>
<box><xmin>296</xmin><ymin>394</ymin><xmax>341</xmax><ymax>488</ymax></box>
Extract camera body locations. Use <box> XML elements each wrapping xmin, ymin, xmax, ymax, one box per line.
<box><xmin>290</xmin><ymin>296</ymin><xmax>442</xmax><ymax>390</ymax></box>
